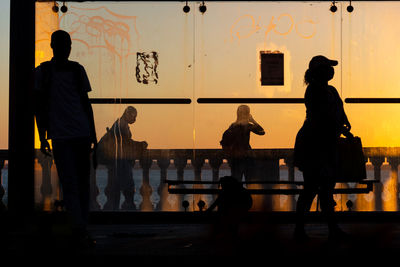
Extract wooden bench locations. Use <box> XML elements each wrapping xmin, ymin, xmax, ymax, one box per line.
<box><xmin>165</xmin><ymin>179</ymin><xmax>380</xmax><ymax>195</ymax></box>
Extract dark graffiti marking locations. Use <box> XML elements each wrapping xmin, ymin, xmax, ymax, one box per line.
<box><xmin>136</xmin><ymin>52</ymin><xmax>159</xmax><ymax>84</ymax></box>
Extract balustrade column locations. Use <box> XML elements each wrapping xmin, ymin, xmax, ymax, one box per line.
<box><xmin>103</xmin><ymin>164</ymin><xmax>119</xmax><ymax>211</ymax></box>
<box><xmin>37</xmin><ymin>153</ymin><xmax>53</xmax><ymax>210</ymax></box>
<box><xmin>121</xmin><ymin>160</ymin><xmax>136</xmax><ymax>210</ymax></box>
<box><xmin>388</xmin><ymin>157</ymin><xmax>400</xmax><ymax>211</ymax></box>
<box><xmin>139</xmin><ymin>156</ymin><xmax>153</xmax><ymax>211</ymax></box>
<box><xmin>174</xmin><ymin>157</ymin><xmax>187</xmax><ymax>211</ymax></box>
<box><xmin>0</xmin><ymin>160</ymin><xmax>6</xmax><ymax>212</ymax></box>
<box><xmin>371</xmin><ymin>156</ymin><xmax>385</xmax><ymax>211</ymax></box>
<box><xmin>156</xmin><ymin>158</ymin><xmax>171</xmax><ymax>210</ymax></box>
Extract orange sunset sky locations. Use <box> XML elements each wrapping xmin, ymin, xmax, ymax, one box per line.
<box><xmin>27</xmin><ymin>1</ymin><xmax>400</xmax><ymax>150</ymax></box>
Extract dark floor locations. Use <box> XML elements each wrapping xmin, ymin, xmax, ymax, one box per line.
<box><xmin>2</xmin><ymin>211</ymin><xmax>400</xmax><ymax>265</ymax></box>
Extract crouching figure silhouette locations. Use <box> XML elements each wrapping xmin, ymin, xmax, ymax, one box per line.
<box><xmin>206</xmin><ymin>176</ymin><xmax>253</xmax><ymax>240</ymax></box>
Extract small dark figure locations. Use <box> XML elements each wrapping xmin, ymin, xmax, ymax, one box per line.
<box><xmin>293</xmin><ymin>55</ymin><xmax>351</xmax><ymax>241</ymax></box>
<box><xmin>207</xmin><ymin>176</ymin><xmax>253</xmax><ymax>239</ymax></box>
<box><xmin>220</xmin><ymin>105</ymin><xmax>265</xmax><ymax>182</ymax></box>
<box><xmin>34</xmin><ymin>30</ymin><xmax>97</xmax><ymax>249</ymax></box>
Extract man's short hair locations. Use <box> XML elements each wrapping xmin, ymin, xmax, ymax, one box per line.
<box><xmin>51</xmin><ymin>30</ymin><xmax>72</xmax><ymax>48</ymax></box>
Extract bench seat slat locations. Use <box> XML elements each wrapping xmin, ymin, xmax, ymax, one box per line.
<box><xmin>168</xmin><ymin>187</ymin><xmax>374</xmax><ymax>195</ymax></box>
<box><xmin>166</xmin><ymin>179</ymin><xmax>379</xmax><ymax>195</ymax></box>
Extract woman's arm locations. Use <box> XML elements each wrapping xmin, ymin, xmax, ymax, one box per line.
<box><xmin>249</xmin><ymin>115</ymin><xmax>265</xmax><ymax>135</ymax></box>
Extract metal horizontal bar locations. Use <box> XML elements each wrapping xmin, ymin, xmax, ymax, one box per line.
<box><xmin>197</xmin><ymin>98</ymin><xmax>304</xmax><ymax>104</ymax></box>
<box><xmin>90</xmin><ymin>98</ymin><xmax>191</xmax><ymax>104</ymax></box>
<box><xmin>89</xmin><ymin>97</ymin><xmax>400</xmax><ymax>104</ymax></box>
<box><xmin>165</xmin><ymin>179</ymin><xmax>304</xmax><ymax>185</ymax></box>
<box><xmin>345</xmin><ymin>98</ymin><xmax>400</xmax><ymax>104</ymax></box>
<box><xmin>168</xmin><ymin>188</ymin><xmax>302</xmax><ymax>195</ymax></box>
<box><xmin>165</xmin><ymin>179</ymin><xmax>378</xmax><ymax>186</ymax></box>
<box><xmin>168</xmin><ymin>187</ymin><xmax>373</xmax><ymax>195</ymax></box>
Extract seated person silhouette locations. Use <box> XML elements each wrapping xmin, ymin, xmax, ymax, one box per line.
<box><xmin>207</xmin><ymin>176</ymin><xmax>253</xmax><ymax>239</ymax></box>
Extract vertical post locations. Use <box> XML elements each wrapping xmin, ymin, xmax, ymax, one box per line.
<box><xmin>8</xmin><ymin>0</ymin><xmax>35</xmax><ymax>216</ymax></box>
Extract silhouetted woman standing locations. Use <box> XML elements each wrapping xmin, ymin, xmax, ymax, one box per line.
<box><xmin>294</xmin><ymin>55</ymin><xmax>351</xmax><ymax>241</ymax></box>
<box><xmin>223</xmin><ymin>105</ymin><xmax>265</xmax><ymax>182</ymax></box>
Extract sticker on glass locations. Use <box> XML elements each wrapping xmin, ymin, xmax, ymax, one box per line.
<box><xmin>136</xmin><ymin>52</ymin><xmax>159</xmax><ymax>84</ymax></box>
<box><xmin>260</xmin><ymin>51</ymin><xmax>284</xmax><ymax>86</ymax></box>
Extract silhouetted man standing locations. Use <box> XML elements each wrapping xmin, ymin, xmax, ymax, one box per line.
<box><xmin>34</xmin><ymin>30</ymin><xmax>97</xmax><ymax>248</ymax></box>
<box><xmin>102</xmin><ymin>106</ymin><xmax>148</xmax><ymax>210</ymax></box>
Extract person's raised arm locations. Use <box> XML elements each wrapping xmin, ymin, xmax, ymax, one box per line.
<box><xmin>249</xmin><ymin>115</ymin><xmax>265</xmax><ymax>135</ymax></box>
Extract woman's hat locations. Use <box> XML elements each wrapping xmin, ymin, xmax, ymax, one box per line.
<box><xmin>309</xmin><ymin>55</ymin><xmax>338</xmax><ymax>69</ymax></box>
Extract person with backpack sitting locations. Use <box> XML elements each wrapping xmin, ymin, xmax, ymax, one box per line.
<box><xmin>206</xmin><ymin>176</ymin><xmax>253</xmax><ymax>240</ymax></box>
<box><xmin>220</xmin><ymin>105</ymin><xmax>265</xmax><ymax>182</ymax></box>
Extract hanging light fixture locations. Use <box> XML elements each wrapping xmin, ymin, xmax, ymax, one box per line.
<box><xmin>60</xmin><ymin>1</ymin><xmax>68</xmax><ymax>13</ymax></box>
<box><xmin>183</xmin><ymin>1</ymin><xmax>190</xmax><ymax>13</ymax></box>
<box><xmin>52</xmin><ymin>1</ymin><xmax>59</xmax><ymax>13</ymax></box>
<box><xmin>199</xmin><ymin>1</ymin><xmax>207</xmax><ymax>14</ymax></box>
<box><xmin>330</xmin><ymin>1</ymin><xmax>338</xmax><ymax>13</ymax></box>
<box><xmin>347</xmin><ymin>0</ymin><xmax>354</xmax><ymax>12</ymax></box>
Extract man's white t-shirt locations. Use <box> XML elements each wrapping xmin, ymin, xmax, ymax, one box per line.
<box><xmin>35</xmin><ymin>60</ymin><xmax>92</xmax><ymax>140</ymax></box>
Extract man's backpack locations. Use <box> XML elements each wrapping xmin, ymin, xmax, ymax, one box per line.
<box><xmin>96</xmin><ymin>127</ymin><xmax>116</xmax><ymax>165</ymax></box>
<box><xmin>96</xmin><ymin>126</ymin><xmax>148</xmax><ymax>165</ymax></box>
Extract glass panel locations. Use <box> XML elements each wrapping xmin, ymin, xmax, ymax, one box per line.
<box><xmin>194</xmin><ymin>1</ymin><xmax>341</xmax><ymax>212</ymax></box>
<box><xmin>32</xmin><ymin>1</ymin><xmax>400</xmax><ymax>213</ymax></box>
<box><xmin>341</xmin><ymin>2</ymin><xmax>400</xmax><ymax>212</ymax></box>
<box><xmin>195</xmin><ymin>1</ymin><xmax>341</xmax><ymax>99</ymax></box>
<box><xmin>34</xmin><ymin>1</ymin><xmax>195</xmax><ymax>211</ymax></box>
<box><xmin>342</xmin><ymin>1</ymin><xmax>400</xmax><ymax>98</ymax></box>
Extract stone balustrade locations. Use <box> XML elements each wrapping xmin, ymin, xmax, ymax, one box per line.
<box><xmin>0</xmin><ymin>148</ymin><xmax>399</xmax><ymax>212</ymax></box>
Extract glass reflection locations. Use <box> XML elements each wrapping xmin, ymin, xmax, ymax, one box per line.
<box><xmin>30</xmin><ymin>1</ymin><xmax>400</xmax><ymax>213</ymax></box>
